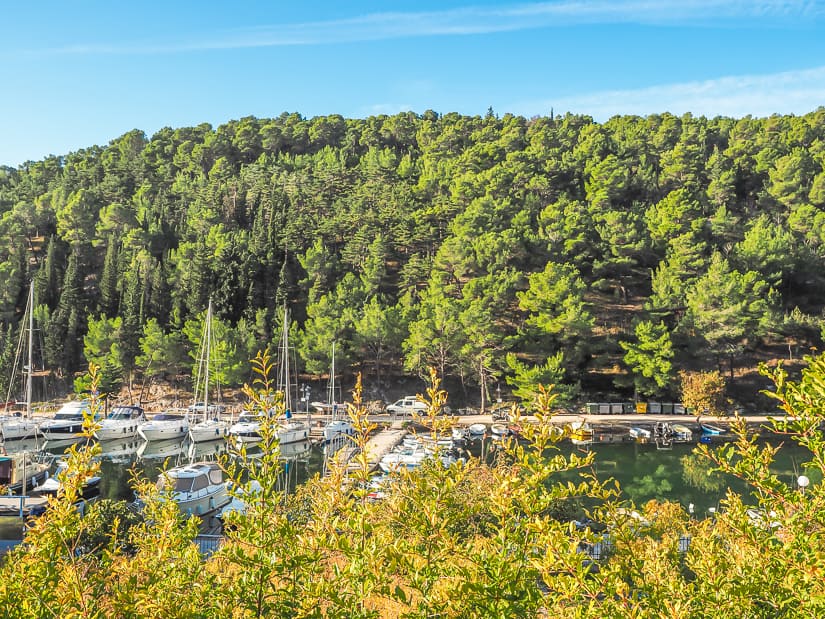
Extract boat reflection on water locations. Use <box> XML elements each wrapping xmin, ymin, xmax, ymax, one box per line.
<box><xmin>42</xmin><ymin>437</ymin><xmax>87</xmax><ymax>455</ymax></box>
<box><xmin>1</xmin><ymin>437</ymin><xmax>43</xmax><ymax>455</ymax></box>
<box><xmin>98</xmin><ymin>439</ymin><xmax>142</xmax><ymax>463</ymax></box>
<box><xmin>187</xmin><ymin>438</ymin><xmax>229</xmax><ymax>462</ymax></box>
<box><xmin>137</xmin><ymin>439</ymin><xmax>187</xmax><ymax>462</ymax></box>
<box><xmin>242</xmin><ymin>439</ymin><xmax>312</xmax><ymax>461</ymax></box>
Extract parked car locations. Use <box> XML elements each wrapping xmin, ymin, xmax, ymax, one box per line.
<box><xmin>187</xmin><ymin>402</ymin><xmax>227</xmax><ymax>416</ymax></box>
<box><xmin>386</xmin><ymin>396</ymin><xmax>428</xmax><ymax>416</ymax></box>
<box><xmin>386</xmin><ymin>396</ymin><xmax>451</xmax><ymax>416</ymax></box>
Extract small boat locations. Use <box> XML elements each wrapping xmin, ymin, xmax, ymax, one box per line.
<box><xmin>0</xmin><ymin>449</ymin><xmax>50</xmax><ymax>494</ymax></box>
<box><xmin>138</xmin><ymin>412</ymin><xmax>190</xmax><ymax>442</ymax></box>
<box><xmin>468</xmin><ymin>423</ymin><xmax>487</xmax><ymax>436</ymax></box>
<box><xmin>95</xmin><ymin>405</ymin><xmax>146</xmax><ymax>441</ymax></box>
<box><xmin>629</xmin><ymin>427</ymin><xmax>651</xmax><ymax>443</ymax></box>
<box><xmin>229</xmin><ymin>411</ymin><xmax>266</xmax><ymax>443</ymax></box>
<box><xmin>671</xmin><ymin>423</ymin><xmax>693</xmax><ymax>443</ymax></box>
<box><xmin>157</xmin><ymin>461</ymin><xmax>230</xmax><ymax>518</ymax></box>
<box><xmin>39</xmin><ymin>401</ymin><xmax>98</xmax><ymax>441</ymax></box>
<box><xmin>189</xmin><ymin>418</ymin><xmax>231</xmax><ymax>443</ymax></box>
<box><xmin>491</xmin><ymin>423</ymin><xmax>510</xmax><ymax>438</ymax></box>
<box><xmin>34</xmin><ymin>459</ymin><xmax>101</xmax><ymax>500</ymax></box>
<box><xmin>276</xmin><ymin>417</ymin><xmax>310</xmax><ymax>445</ymax></box>
<box><xmin>700</xmin><ymin>422</ymin><xmax>724</xmax><ymax>436</ymax></box>
<box><xmin>379</xmin><ymin>450</ymin><xmax>426</xmax><ymax>472</ymax></box>
<box><xmin>568</xmin><ymin>421</ymin><xmax>593</xmax><ymax>445</ymax></box>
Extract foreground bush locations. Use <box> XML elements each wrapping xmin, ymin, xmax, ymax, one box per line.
<box><xmin>2</xmin><ymin>355</ymin><xmax>824</xmax><ymax>618</ymax></box>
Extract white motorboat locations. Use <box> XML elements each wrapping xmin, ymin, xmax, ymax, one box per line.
<box><xmin>138</xmin><ymin>412</ymin><xmax>189</xmax><ymax>442</ymax></box>
<box><xmin>468</xmin><ymin>423</ymin><xmax>487</xmax><ymax>436</ymax></box>
<box><xmin>39</xmin><ymin>400</ymin><xmax>97</xmax><ymax>441</ymax></box>
<box><xmin>671</xmin><ymin>423</ymin><xmax>693</xmax><ymax>443</ymax></box>
<box><xmin>157</xmin><ymin>461</ymin><xmax>230</xmax><ymax>518</ymax></box>
<box><xmin>34</xmin><ymin>459</ymin><xmax>101</xmax><ymax>499</ymax></box>
<box><xmin>188</xmin><ymin>300</ymin><xmax>232</xmax><ymax>443</ymax></box>
<box><xmin>189</xmin><ymin>418</ymin><xmax>231</xmax><ymax>443</ymax></box>
<box><xmin>277</xmin><ymin>417</ymin><xmax>310</xmax><ymax>444</ymax></box>
<box><xmin>0</xmin><ymin>412</ymin><xmax>40</xmax><ymax>442</ymax></box>
<box><xmin>0</xmin><ymin>449</ymin><xmax>50</xmax><ymax>494</ymax></box>
<box><xmin>323</xmin><ymin>418</ymin><xmax>354</xmax><ymax>443</ymax></box>
<box><xmin>0</xmin><ymin>283</ymin><xmax>41</xmax><ymax>441</ymax></box>
<box><xmin>379</xmin><ymin>449</ymin><xmax>427</xmax><ymax>473</ymax></box>
<box><xmin>95</xmin><ymin>405</ymin><xmax>146</xmax><ymax>441</ymax></box>
<box><xmin>491</xmin><ymin>423</ymin><xmax>510</xmax><ymax>438</ymax></box>
<box><xmin>229</xmin><ymin>411</ymin><xmax>266</xmax><ymax>444</ymax></box>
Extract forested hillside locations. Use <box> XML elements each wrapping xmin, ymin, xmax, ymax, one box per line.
<box><xmin>1</xmin><ymin>109</ymin><xmax>824</xmax><ymax>407</ymax></box>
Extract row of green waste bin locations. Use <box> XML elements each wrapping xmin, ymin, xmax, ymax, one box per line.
<box><xmin>586</xmin><ymin>402</ymin><xmax>688</xmax><ymax>415</ymax></box>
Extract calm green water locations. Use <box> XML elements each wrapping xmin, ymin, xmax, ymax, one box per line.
<box><xmin>1</xmin><ymin>433</ymin><xmax>818</xmax><ymax>542</ymax></box>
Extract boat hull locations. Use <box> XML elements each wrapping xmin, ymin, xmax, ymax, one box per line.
<box><xmin>189</xmin><ymin>420</ymin><xmax>231</xmax><ymax>443</ymax></box>
<box><xmin>138</xmin><ymin>420</ymin><xmax>189</xmax><ymax>442</ymax></box>
<box><xmin>0</xmin><ymin>417</ymin><xmax>40</xmax><ymax>441</ymax></box>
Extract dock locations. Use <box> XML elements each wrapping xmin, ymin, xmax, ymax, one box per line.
<box><xmin>0</xmin><ymin>495</ymin><xmax>50</xmax><ymax>518</ymax></box>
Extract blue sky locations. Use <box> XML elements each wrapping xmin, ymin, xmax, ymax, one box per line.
<box><xmin>1</xmin><ymin>0</ymin><xmax>824</xmax><ymax>167</ymax></box>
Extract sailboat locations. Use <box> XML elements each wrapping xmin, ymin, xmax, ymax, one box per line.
<box><xmin>322</xmin><ymin>343</ymin><xmax>354</xmax><ymax>443</ymax></box>
<box><xmin>274</xmin><ymin>306</ymin><xmax>309</xmax><ymax>445</ymax></box>
<box><xmin>189</xmin><ymin>300</ymin><xmax>231</xmax><ymax>443</ymax></box>
<box><xmin>0</xmin><ymin>282</ymin><xmax>41</xmax><ymax>441</ymax></box>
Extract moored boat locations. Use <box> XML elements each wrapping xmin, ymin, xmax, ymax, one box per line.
<box><xmin>700</xmin><ymin>422</ymin><xmax>724</xmax><ymax>436</ymax></box>
<box><xmin>157</xmin><ymin>461</ymin><xmax>230</xmax><ymax>518</ymax></box>
<box><xmin>671</xmin><ymin>423</ymin><xmax>693</xmax><ymax>443</ymax></box>
<box><xmin>0</xmin><ymin>449</ymin><xmax>50</xmax><ymax>494</ymax></box>
<box><xmin>95</xmin><ymin>405</ymin><xmax>146</xmax><ymax>441</ymax></box>
<box><xmin>39</xmin><ymin>401</ymin><xmax>97</xmax><ymax>441</ymax></box>
<box><xmin>138</xmin><ymin>412</ymin><xmax>190</xmax><ymax>442</ymax></box>
<box><xmin>568</xmin><ymin>421</ymin><xmax>593</xmax><ymax>445</ymax></box>
<box><xmin>468</xmin><ymin>423</ymin><xmax>487</xmax><ymax>436</ymax></box>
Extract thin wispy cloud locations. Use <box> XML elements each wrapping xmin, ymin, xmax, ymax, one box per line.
<box><xmin>25</xmin><ymin>0</ymin><xmax>825</xmax><ymax>56</ymax></box>
<box><xmin>514</xmin><ymin>65</ymin><xmax>825</xmax><ymax>119</ymax></box>
<box><xmin>365</xmin><ymin>103</ymin><xmax>416</xmax><ymax>116</ymax></box>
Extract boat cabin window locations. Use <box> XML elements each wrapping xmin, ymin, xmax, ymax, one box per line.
<box><xmin>153</xmin><ymin>414</ymin><xmax>184</xmax><ymax>421</ymax></box>
<box><xmin>109</xmin><ymin>407</ymin><xmax>142</xmax><ymax>420</ymax></box>
<box><xmin>55</xmin><ymin>410</ymin><xmax>85</xmax><ymax>420</ymax></box>
<box><xmin>191</xmin><ymin>475</ymin><xmax>208</xmax><ymax>491</ymax></box>
<box><xmin>0</xmin><ymin>458</ymin><xmax>11</xmax><ymax>485</ymax></box>
<box><xmin>238</xmin><ymin>411</ymin><xmax>264</xmax><ymax>423</ymax></box>
<box><xmin>208</xmin><ymin>467</ymin><xmax>222</xmax><ymax>485</ymax></box>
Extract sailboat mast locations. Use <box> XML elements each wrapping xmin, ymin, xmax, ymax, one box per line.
<box><xmin>282</xmin><ymin>306</ymin><xmax>291</xmax><ymax>412</ymax></box>
<box><xmin>25</xmin><ymin>282</ymin><xmax>33</xmax><ymax>419</ymax></box>
<box><xmin>204</xmin><ymin>299</ymin><xmax>211</xmax><ymax>421</ymax></box>
<box><xmin>331</xmin><ymin>342</ymin><xmax>336</xmax><ymax>407</ymax></box>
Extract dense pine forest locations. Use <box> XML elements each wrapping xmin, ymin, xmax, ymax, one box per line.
<box><xmin>1</xmin><ymin>109</ymin><xmax>824</xmax><ymax>407</ymax></box>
